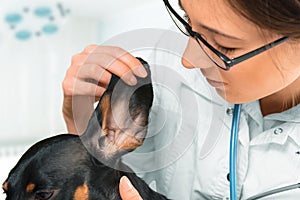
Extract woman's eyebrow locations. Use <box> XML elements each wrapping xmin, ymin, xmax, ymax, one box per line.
<box><xmin>199</xmin><ymin>24</ymin><xmax>243</xmax><ymax>40</ymax></box>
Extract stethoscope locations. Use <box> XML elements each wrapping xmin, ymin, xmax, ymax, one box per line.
<box><xmin>229</xmin><ymin>104</ymin><xmax>300</xmax><ymax>200</ymax></box>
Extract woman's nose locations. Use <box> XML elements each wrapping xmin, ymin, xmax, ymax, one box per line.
<box><xmin>182</xmin><ymin>37</ymin><xmax>213</xmax><ymax>69</ymax></box>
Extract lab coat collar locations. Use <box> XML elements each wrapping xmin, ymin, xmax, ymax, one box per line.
<box><xmin>243</xmin><ymin>102</ymin><xmax>300</xmax><ymax>147</ymax></box>
<box><xmin>289</xmin><ymin>124</ymin><xmax>300</xmax><ymax>147</ymax></box>
<box><xmin>249</xmin><ymin>123</ymin><xmax>297</xmax><ymax>146</ymax></box>
<box><xmin>243</xmin><ymin>101</ymin><xmax>300</xmax><ymax>124</ymax></box>
<box><xmin>242</xmin><ymin>101</ymin><xmax>263</xmax><ymax>128</ymax></box>
<box><xmin>262</xmin><ymin>103</ymin><xmax>300</xmax><ymax>147</ymax></box>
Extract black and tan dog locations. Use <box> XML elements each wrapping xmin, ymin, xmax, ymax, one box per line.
<box><xmin>2</xmin><ymin>58</ymin><xmax>168</xmax><ymax>200</ymax></box>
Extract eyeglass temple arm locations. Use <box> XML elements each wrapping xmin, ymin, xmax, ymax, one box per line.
<box><xmin>229</xmin><ymin>36</ymin><xmax>290</xmax><ymax>67</ymax></box>
<box><xmin>163</xmin><ymin>0</ymin><xmax>192</xmax><ymax>28</ymax></box>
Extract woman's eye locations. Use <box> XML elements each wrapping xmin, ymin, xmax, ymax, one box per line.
<box><xmin>215</xmin><ymin>43</ymin><xmax>237</xmax><ymax>55</ymax></box>
<box><xmin>35</xmin><ymin>190</ymin><xmax>54</xmax><ymax>200</ymax></box>
<box><xmin>183</xmin><ymin>13</ymin><xmax>190</xmax><ymax>23</ymax></box>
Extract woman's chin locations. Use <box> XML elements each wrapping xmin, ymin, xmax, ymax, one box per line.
<box><xmin>215</xmin><ymin>88</ymin><xmax>254</xmax><ymax>104</ymax></box>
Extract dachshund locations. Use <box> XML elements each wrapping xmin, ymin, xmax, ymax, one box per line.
<box><xmin>2</xmin><ymin>58</ymin><xmax>168</xmax><ymax>200</ymax></box>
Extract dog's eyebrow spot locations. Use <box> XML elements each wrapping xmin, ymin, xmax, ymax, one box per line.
<box><xmin>74</xmin><ymin>183</ymin><xmax>89</xmax><ymax>200</ymax></box>
<box><xmin>2</xmin><ymin>182</ymin><xmax>8</xmax><ymax>191</ymax></box>
<box><xmin>26</xmin><ymin>183</ymin><xmax>35</xmax><ymax>193</ymax></box>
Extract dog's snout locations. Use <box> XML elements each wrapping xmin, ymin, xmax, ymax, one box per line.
<box><xmin>2</xmin><ymin>181</ymin><xmax>8</xmax><ymax>194</ymax></box>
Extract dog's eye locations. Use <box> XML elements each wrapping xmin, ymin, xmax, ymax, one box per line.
<box><xmin>35</xmin><ymin>190</ymin><xmax>54</xmax><ymax>200</ymax></box>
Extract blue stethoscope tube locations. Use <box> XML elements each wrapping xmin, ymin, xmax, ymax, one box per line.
<box><xmin>229</xmin><ymin>104</ymin><xmax>242</xmax><ymax>200</ymax></box>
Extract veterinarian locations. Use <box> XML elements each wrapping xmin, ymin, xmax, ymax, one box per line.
<box><xmin>62</xmin><ymin>0</ymin><xmax>300</xmax><ymax>199</ymax></box>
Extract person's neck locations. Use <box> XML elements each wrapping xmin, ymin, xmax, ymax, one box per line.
<box><xmin>260</xmin><ymin>76</ymin><xmax>300</xmax><ymax>116</ymax></box>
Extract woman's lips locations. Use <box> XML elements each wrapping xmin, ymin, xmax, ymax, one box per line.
<box><xmin>206</xmin><ymin>78</ymin><xmax>227</xmax><ymax>88</ymax></box>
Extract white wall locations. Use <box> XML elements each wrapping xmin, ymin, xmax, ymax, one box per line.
<box><xmin>0</xmin><ymin>0</ymin><xmax>172</xmax><ymax>198</ymax></box>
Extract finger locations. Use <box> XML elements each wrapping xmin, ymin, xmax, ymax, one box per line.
<box><xmin>84</xmin><ymin>53</ymin><xmax>138</xmax><ymax>85</ymax></box>
<box><xmin>71</xmin><ymin>53</ymin><xmax>91</xmax><ymax>67</ymax></box>
<box><xmin>114</xmin><ymin>50</ymin><xmax>147</xmax><ymax>78</ymax></box>
<box><xmin>88</xmin><ymin>46</ymin><xmax>147</xmax><ymax>77</ymax></box>
<box><xmin>64</xmin><ymin>78</ymin><xmax>106</xmax><ymax>98</ymax></box>
<box><xmin>119</xmin><ymin>176</ymin><xmax>143</xmax><ymax>200</ymax></box>
<box><xmin>77</xmin><ymin>63</ymin><xmax>112</xmax><ymax>88</ymax></box>
<box><xmin>70</xmin><ymin>45</ymin><xmax>98</xmax><ymax>67</ymax></box>
<box><xmin>82</xmin><ymin>44</ymin><xmax>98</xmax><ymax>54</ymax></box>
<box><xmin>75</xmin><ymin>81</ymin><xmax>106</xmax><ymax>97</ymax></box>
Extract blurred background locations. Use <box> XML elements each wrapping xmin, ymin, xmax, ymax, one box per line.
<box><xmin>0</xmin><ymin>0</ymin><xmax>172</xmax><ymax>197</ymax></box>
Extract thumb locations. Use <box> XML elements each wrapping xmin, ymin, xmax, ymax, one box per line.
<box><xmin>119</xmin><ymin>176</ymin><xmax>143</xmax><ymax>200</ymax></box>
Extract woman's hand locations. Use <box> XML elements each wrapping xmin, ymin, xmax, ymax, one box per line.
<box><xmin>62</xmin><ymin>45</ymin><xmax>147</xmax><ymax>134</ymax></box>
<box><xmin>119</xmin><ymin>176</ymin><xmax>143</xmax><ymax>200</ymax></box>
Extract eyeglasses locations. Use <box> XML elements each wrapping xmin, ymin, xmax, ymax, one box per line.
<box><xmin>163</xmin><ymin>0</ymin><xmax>289</xmax><ymax>71</ymax></box>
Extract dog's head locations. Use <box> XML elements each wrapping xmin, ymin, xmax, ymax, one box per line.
<box><xmin>81</xmin><ymin>57</ymin><xmax>153</xmax><ymax>165</ymax></box>
<box><xmin>3</xmin><ymin>57</ymin><xmax>154</xmax><ymax>199</ymax></box>
<box><xmin>2</xmin><ymin>134</ymin><xmax>93</xmax><ymax>200</ymax></box>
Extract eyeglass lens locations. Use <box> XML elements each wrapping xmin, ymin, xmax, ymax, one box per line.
<box><xmin>165</xmin><ymin>0</ymin><xmax>190</xmax><ymax>36</ymax></box>
<box><xmin>166</xmin><ymin>0</ymin><xmax>227</xmax><ymax>69</ymax></box>
<box><xmin>195</xmin><ymin>37</ymin><xmax>227</xmax><ymax>69</ymax></box>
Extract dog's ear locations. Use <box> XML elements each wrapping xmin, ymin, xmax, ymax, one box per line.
<box><xmin>80</xmin><ymin>58</ymin><xmax>153</xmax><ymax>166</ymax></box>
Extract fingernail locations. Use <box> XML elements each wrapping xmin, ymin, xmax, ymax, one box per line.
<box><xmin>120</xmin><ymin>176</ymin><xmax>133</xmax><ymax>191</ymax></box>
<box><xmin>135</xmin><ymin>66</ymin><xmax>147</xmax><ymax>77</ymax></box>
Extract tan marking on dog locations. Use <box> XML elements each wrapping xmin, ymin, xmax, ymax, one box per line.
<box><xmin>118</xmin><ymin>131</ymin><xmax>144</xmax><ymax>150</ymax></box>
<box><xmin>2</xmin><ymin>182</ymin><xmax>8</xmax><ymax>191</ymax></box>
<box><xmin>26</xmin><ymin>183</ymin><xmax>35</xmax><ymax>193</ymax></box>
<box><xmin>74</xmin><ymin>183</ymin><xmax>89</xmax><ymax>200</ymax></box>
<box><xmin>100</xmin><ymin>94</ymin><xmax>111</xmax><ymax>131</ymax></box>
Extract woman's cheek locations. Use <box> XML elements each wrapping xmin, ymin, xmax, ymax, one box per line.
<box><xmin>219</xmin><ymin>53</ymin><xmax>285</xmax><ymax>103</ymax></box>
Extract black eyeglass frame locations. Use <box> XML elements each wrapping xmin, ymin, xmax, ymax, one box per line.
<box><xmin>163</xmin><ymin>0</ymin><xmax>290</xmax><ymax>71</ymax></box>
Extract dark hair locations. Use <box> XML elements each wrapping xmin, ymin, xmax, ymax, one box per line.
<box><xmin>226</xmin><ymin>0</ymin><xmax>300</xmax><ymax>39</ymax></box>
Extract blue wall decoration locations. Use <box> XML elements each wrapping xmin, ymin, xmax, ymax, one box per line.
<box><xmin>15</xmin><ymin>30</ymin><xmax>32</xmax><ymax>40</ymax></box>
<box><xmin>4</xmin><ymin>2</ymin><xmax>70</xmax><ymax>41</ymax></box>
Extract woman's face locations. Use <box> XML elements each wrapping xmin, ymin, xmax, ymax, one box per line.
<box><xmin>181</xmin><ymin>0</ymin><xmax>300</xmax><ymax>104</ymax></box>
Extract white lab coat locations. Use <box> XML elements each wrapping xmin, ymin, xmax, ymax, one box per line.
<box><xmin>123</xmin><ymin>30</ymin><xmax>300</xmax><ymax>200</ymax></box>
